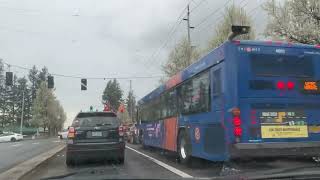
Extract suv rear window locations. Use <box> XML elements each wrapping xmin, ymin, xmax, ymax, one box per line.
<box><xmin>72</xmin><ymin>112</ymin><xmax>119</xmax><ymax>127</ymax></box>
<box><xmin>250</xmin><ymin>54</ymin><xmax>314</xmax><ymax>77</ymax></box>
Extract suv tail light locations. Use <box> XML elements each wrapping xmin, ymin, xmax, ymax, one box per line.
<box><xmin>68</xmin><ymin>127</ymin><xmax>75</xmax><ymax>138</ymax></box>
<box><xmin>119</xmin><ymin>126</ymin><xmax>124</xmax><ymax>136</ymax></box>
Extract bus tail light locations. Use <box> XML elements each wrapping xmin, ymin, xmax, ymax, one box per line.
<box><xmin>287</xmin><ymin>81</ymin><xmax>295</xmax><ymax>90</ymax></box>
<box><xmin>231</xmin><ymin>107</ymin><xmax>242</xmax><ymax>140</ymax></box>
<box><xmin>234</xmin><ymin>127</ymin><xmax>242</xmax><ymax>136</ymax></box>
<box><xmin>68</xmin><ymin>127</ymin><xmax>75</xmax><ymax>138</ymax></box>
<box><xmin>276</xmin><ymin>81</ymin><xmax>286</xmax><ymax>90</ymax></box>
<box><xmin>233</xmin><ymin>116</ymin><xmax>241</xmax><ymax>126</ymax></box>
<box><xmin>315</xmin><ymin>44</ymin><xmax>320</xmax><ymax>49</ymax></box>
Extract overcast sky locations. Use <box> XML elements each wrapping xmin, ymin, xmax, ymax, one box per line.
<box><xmin>0</xmin><ymin>0</ymin><xmax>268</xmax><ymax>127</ymax></box>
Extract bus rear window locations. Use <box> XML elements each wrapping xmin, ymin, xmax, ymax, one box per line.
<box><xmin>250</xmin><ymin>54</ymin><xmax>314</xmax><ymax>77</ymax></box>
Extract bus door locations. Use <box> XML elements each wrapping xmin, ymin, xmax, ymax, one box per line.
<box><xmin>238</xmin><ymin>49</ymin><xmax>320</xmax><ymax>144</ymax></box>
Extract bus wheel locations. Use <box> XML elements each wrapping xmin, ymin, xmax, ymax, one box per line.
<box><xmin>178</xmin><ymin>131</ymin><xmax>192</xmax><ymax>165</ymax></box>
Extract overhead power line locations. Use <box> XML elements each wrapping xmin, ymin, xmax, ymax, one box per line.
<box><xmin>2</xmin><ymin>61</ymin><xmax>164</xmax><ymax>80</ymax></box>
<box><xmin>190</xmin><ymin>0</ymin><xmax>207</xmax><ymax>13</ymax></box>
<box><xmin>142</xmin><ymin>0</ymin><xmax>195</xmax><ymax>70</ymax></box>
<box><xmin>194</xmin><ymin>0</ymin><xmax>232</xmax><ymax>28</ymax></box>
<box><xmin>195</xmin><ymin>0</ymin><xmax>260</xmax><ymax>34</ymax></box>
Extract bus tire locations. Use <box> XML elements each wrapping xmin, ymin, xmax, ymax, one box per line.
<box><xmin>178</xmin><ymin>130</ymin><xmax>192</xmax><ymax>165</ymax></box>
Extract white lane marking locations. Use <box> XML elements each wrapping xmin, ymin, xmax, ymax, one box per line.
<box><xmin>32</xmin><ymin>142</ymin><xmax>39</xmax><ymax>145</ymax></box>
<box><xmin>126</xmin><ymin>146</ymin><xmax>193</xmax><ymax>178</ymax></box>
<box><xmin>52</xmin><ymin>140</ymin><xmax>61</xmax><ymax>143</ymax></box>
<box><xmin>12</xmin><ymin>143</ymin><xmax>22</xmax><ymax>147</ymax></box>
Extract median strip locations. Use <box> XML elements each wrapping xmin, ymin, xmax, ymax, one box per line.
<box><xmin>126</xmin><ymin>145</ymin><xmax>193</xmax><ymax>178</ymax></box>
<box><xmin>0</xmin><ymin>144</ymin><xmax>65</xmax><ymax>180</ymax></box>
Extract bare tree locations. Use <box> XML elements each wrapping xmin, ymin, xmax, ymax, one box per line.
<box><xmin>207</xmin><ymin>4</ymin><xmax>255</xmax><ymax>50</ymax></box>
<box><xmin>263</xmin><ymin>0</ymin><xmax>320</xmax><ymax>44</ymax></box>
<box><xmin>162</xmin><ymin>37</ymin><xmax>200</xmax><ymax>78</ymax></box>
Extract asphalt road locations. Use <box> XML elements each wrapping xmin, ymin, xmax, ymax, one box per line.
<box><xmin>0</xmin><ymin>137</ymin><xmax>64</xmax><ymax>173</ymax></box>
<box><xmin>21</xmin><ymin>143</ymin><xmax>320</xmax><ymax>180</ymax></box>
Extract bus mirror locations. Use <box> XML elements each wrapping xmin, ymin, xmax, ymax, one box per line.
<box><xmin>228</xmin><ymin>25</ymin><xmax>250</xmax><ymax>41</ymax></box>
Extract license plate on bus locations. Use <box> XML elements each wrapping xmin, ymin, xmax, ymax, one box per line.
<box><xmin>91</xmin><ymin>131</ymin><xmax>102</xmax><ymax>137</ymax></box>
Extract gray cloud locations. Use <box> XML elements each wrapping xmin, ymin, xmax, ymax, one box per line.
<box><xmin>0</xmin><ymin>0</ymin><xmax>268</xmax><ymax>126</ymax></box>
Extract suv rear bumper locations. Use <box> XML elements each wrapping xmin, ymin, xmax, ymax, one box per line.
<box><xmin>229</xmin><ymin>141</ymin><xmax>320</xmax><ymax>158</ymax></box>
<box><xmin>67</xmin><ymin>142</ymin><xmax>125</xmax><ymax>159</ymax></box>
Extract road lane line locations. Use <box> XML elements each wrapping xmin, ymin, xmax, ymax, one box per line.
<box><xmin>11</xmin><ymin>143</ymin><xmax>22</xmax><ymax>147</ymax></box>
<box><xmin>126</xmin><ymin>146</ymin><xmax>193</xmax><ymax>178</ymax></box>
<box><xmin>52</xmin><ymin>140</ymin><xmax>61</xmax><ymax>143</ymax></box>
<box><xmin>32</xmin><ymin>142</ymin><xmax>39</xmax><ymax>145</ymax></box>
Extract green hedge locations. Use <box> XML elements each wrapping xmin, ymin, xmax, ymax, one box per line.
<box><xmin>0</xmin><ymin>126</ymin><xmax>38</xmax><ymax>135</ymax></box>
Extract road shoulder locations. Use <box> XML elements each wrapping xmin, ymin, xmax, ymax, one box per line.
<box><xmin>0</xmin><ymin>144</ymin><xmax>65</xmax><ymax>180</ymax></box>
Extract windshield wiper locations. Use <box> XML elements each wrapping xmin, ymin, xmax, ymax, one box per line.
<box><xmin>40</xmin><ymin>172</ymin><xmax>77</xmax><ymax>180</ymax></box>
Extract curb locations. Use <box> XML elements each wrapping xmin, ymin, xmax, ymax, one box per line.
<box><xmin>0</xmin><ymin>144</ymin><xmax>66</xmax><ymax>180</ymax></box>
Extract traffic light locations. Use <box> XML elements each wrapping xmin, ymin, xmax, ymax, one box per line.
<box><xmin>5</xmin><ymin>72</ymin><xmax>13</xmax><ymax>86</ymax></box>
<box><xmin>47</xmin><ymin>76</ymin><xmax>54</xmax><ymax>89</ymax></box>
<box><xmin>81</xmin><ymin>79</ymin><xmax>87</xmax><ymax>90</ymax></box>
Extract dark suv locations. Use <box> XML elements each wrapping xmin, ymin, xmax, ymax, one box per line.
<box><xmin>66</xmin><ymin>111</ymin><xmax>125</xmax><ymax>166</ymax></box>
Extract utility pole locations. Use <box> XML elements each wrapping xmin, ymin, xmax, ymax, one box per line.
<box><xmin>186</xmin><ymin>5</ymin><xmax>191</xmax><ymax>45</ymax></box>
<box><xmin>183</xmin><ymin>4</ymin><xmax>194</xmax><ymax>66</ymax></box>
<box><xmin>20</xmin><ymin>90</ymin><xmax>25</xmax><ymax>135</ymax></box>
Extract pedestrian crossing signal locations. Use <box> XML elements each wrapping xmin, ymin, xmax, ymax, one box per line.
<box><xmin>81</xmin><ymin>79</ymin><xmax>87</xmax><ymax>90</ymax></box>
<box><xmin>5</xmin><ymin>72</ymin><xmax>13</xmax><ymax>86</ymax></box>
<box><xmin>48</xmin><ymin>76</ymin><xmax>54</xmax><ymax>89</ymax></box>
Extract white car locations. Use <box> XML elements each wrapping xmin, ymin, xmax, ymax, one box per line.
<box><xmin>58</xmin><ymin>129</ymin><xmax>68</xmax><ymax>139</ymax></box>
<box><xmin>0</xmin><ymin>132</ymin><xmax>23</xmax><ymax>142</ymax></box>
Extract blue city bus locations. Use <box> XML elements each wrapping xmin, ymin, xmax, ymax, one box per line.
<box><xmin>137</xmin><ymin>37</ymin><xmax>320</xmax><ymax>163</ymax></box>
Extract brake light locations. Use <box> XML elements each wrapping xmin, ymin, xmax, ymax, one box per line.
<box><xmin>315</xmin><ymin>44</ymin><xmax>320</xmax><ymax>49</ymax></box>
<box><xmin>231</xmin><ymin>107</ymin><xmax>242</xmax><ymax>139</ymax></box>
<box><xmin>234</xmin><ymin>127</ymin><xmax>242</xmax><ymax>136</ymax></box>
<box><xmin>68</xmin><ymin>127</ymin><xmax>75</xmax><ymax>138</ymax></box>
<box><xmin>276</xmin><ymin>81</ymin><xmax>285</xmax><ymax>90</ymax></box>
<box><xmin>119</xmin><ymin>126</ymin><xmax>124</xmax><ymax>136</ymax></box>
<box><xmin>233</xmin><ymin>116</ymin><xmax>241</xmax><ymax>126</ymax></box>
<box><xmin>287</xmin><ymin>81</ymin><xmax>295</xmax><ymax>90</ymax></box>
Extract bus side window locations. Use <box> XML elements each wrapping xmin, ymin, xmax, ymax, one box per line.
<box><xmin>212</xmin><ymin>69</ymin><xmax>221</xmax><ymax>96</ymax></box>
<box><xmin>178</xmin><ymin>71</ymin><xmax>210</xmax><ymax>114</ymax></box>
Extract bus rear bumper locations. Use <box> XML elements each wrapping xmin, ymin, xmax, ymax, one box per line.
<box><xmin>229</xmin><ymin>141</ymin><xmax>320</xmax><ymax>158</ymax></box>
